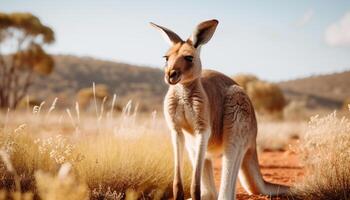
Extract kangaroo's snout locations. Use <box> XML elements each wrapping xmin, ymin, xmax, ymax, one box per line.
<box><xmin>167</xmin><ymin>69</ymin><xmax>181</xmax><ymax>85</ymax></box>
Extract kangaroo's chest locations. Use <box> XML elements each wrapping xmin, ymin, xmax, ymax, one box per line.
<box><xmin>172</xmin><ymin>95</ymin><xmax>223</xmax><ymax>155</ymax></box>
<box><xmin>175</xmin><ymin>98</ymin><xmax>196</xmax><ymax>134</ymax></box>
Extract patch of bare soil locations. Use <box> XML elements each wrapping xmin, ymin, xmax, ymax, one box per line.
<box><xmin>213</xmin><ymin>149</ymin><xmax>304</xmax><ymax>200</ymax></box>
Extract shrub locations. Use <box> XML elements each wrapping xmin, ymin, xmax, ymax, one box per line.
<box><xmin>17</xmin><ymin>96</ymin><xmax>42</xmax><ymax>109</ymax></box>
<box><xmin>293</xmin><ymin>111</ymin><xmax>350</xmax><ymax>199</ymax></box>
<box><xmin>77</xmin><ymin>84</ymin><xmax>110</xmax><ymax>109</ymax></box>
<box><xmin>342</xmin><ymin>97</ymin><xmax>350</xmax><ymax>111</ymax></box>
<box><xmin>283</xmin><ymin>100</ymin><xmax>308</xmax><ymax>121</ymax></box>
<box><xmin>246</xmin><ymin>80</ymin><xmax>286</xmax><ymax>114</ymax></box>
<box><xmin>232</xmin><ymin>74</ymin><xmax>258</xmax><ymax>90</ymax></box>
<box><xmin>232</xmin><ymin>74</ymin><xmax>286</xmax><ymax>114</ymax></box>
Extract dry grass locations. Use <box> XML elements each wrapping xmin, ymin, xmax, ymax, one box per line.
<box><xmin>3</xmin><ymin>88</ymin><xmax>343</xmax><ymax>200</ymax></box>
<box><xmin>35</xmin><ymin>163</ymin><xmax>90</xmax><ymax>200</ymax></box>
<box><xmin>293</xmin><ymin>110</ymin><xmax>350</xmax><ymax>200</ymax></box>
<box><xmin>0</xmin><ymin>99</ymin><xmax>310</xmax><ymax>200</ymax></box>
<box><xmin>0</xmin><ymin>98</ymin><xmax>192</xmax><ymax>199</ymax></box>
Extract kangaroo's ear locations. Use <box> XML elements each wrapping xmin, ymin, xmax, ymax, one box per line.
<box><xmin>150</xmin><ymin>22</ymin><xmax>183</xmax><ymax>46</ymax></box>
<box><xmin>190</xmin><ymin>19</ymin><xmax>219</xmax><ymax>48</ymax></box>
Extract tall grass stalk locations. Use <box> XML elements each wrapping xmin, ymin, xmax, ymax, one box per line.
<box><xmin>47</xmin><ymin>98</ymin><xmax>58</xmax><ymax>117</ymax></box>
<box><xmin>92</xmin><ymin>82</ymin><xmax>98</xmax><ymax>118</ymax></box>
<box><xmin>110</xmin><ymin>94</ymin><xmax>117</xmax><ymax>119</ymax></box>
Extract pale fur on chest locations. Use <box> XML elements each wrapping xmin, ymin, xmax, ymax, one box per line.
<box><xmin>165</xmin><ymin>83</ymin><xmax>210</xmax><ymax>135</ymax></box>
<box><xmin>174</xmin><ymin>96</ymin><xmax>197</xmax><ymax>134</ymax></box>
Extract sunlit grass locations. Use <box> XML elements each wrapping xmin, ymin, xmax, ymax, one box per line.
<box><xmin>0</xmin><ymin>96</ymin><xmax>192</xmax><ymax>199</ymax></box>
<box><xmin>293</xmin><ymin>110</ymin><xmax>350</xmax><ymax>200</ymax></box>
<box><xmin>2</xmin><ymin>88</ymin><xmax>345</xmax><ymax>200</ymax></box>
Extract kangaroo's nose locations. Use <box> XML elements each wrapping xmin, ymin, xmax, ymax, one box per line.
<box><xmin>167</xmin><ymin>70</ymin><xmax>181</xmax><ymax>85</ymax></box>
<box><xmin>169</xmin><ymin>70</ymin><xmax>179</xmax><ymax>79</ymax></box>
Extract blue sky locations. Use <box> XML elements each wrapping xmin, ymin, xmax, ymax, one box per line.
<box><xmin>1</xmin><ymin>0</ymin><xmax>350</xmax><ymax>81</ymax></box>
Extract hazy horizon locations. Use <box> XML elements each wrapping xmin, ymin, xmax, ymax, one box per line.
<box><xmin>2</xmin><ymin>0</ymin><xmax>350</xmax><ymax>81</ymax></box>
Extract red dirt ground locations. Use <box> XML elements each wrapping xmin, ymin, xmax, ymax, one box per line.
<box><xmin>213</xmin><ymin>149</ymin><xmax>304</xmax><ymax>200</ymax></box>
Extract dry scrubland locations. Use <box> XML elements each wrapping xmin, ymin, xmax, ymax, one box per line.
<box><xmin>0</xmin><ymin>97</ymin><xmax>350</xmax><ymax>199</ymax></box>
<box><xmin>1</xmin><ymin>11</ymin><xmax>350</xmax><ymax>200</ymax></box>
<box><xmin>0</xmin><ymin>100</ymin><xmax>193</xmax><ymax>200</ymax></box>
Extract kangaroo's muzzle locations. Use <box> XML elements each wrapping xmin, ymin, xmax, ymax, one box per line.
<box><xmin>166</xmin><ymin>70</ymin><xmax>181</xmax><ymax>85</ymax></box>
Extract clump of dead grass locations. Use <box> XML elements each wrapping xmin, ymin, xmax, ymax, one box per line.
<box><xmin>293</xmin><ymin>110</ymin><xmax>350</xmax><ymax>200</ymax></box>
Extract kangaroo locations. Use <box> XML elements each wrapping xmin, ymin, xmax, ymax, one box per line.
<box><xmin>150</xmin><ymin>19</ymin><xmax>289</xmax><ymax>200</ymax></box>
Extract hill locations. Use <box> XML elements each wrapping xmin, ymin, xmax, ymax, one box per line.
<box><xmin>28</xmin><ymin>55</ymin><xmax>350</xmax><ymax>111</ymax></box>
<box><xmin>29</xmin><ymin>55</ymin><xmax>167</xmax><ymax>111</ymax></box>
<box><xmin>278</xmin><ymin>71</ymin><xmax>350</xmax><ymax>109</ymax></box>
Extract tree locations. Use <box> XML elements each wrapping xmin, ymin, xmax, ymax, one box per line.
<box><xmin>0</xmin><ymin>12</ymin><xmax>55</xmax><ymax>109</ymax></box>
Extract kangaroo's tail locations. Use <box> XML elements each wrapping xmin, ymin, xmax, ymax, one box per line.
<box><xmin>238</xmin><ymin>147</ymin><xmax>290</xmax><ymax>196</ymax></box>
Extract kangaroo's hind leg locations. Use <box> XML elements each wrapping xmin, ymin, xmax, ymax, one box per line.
<box><xmin>201</xmin><ymin>157</ymin><xmax>217</xmax><ymax>200</ymax></box>
<box><xmin>239</xmin><ymin>145</ymin><xmax>290</xmax><ymax>196</ymax></box>
<box><xmin>218</xmin><ymin>85</ymin><xmax>257</xmax><ymax>200</ymax></box>
<box><xmin>218</xmin><ymin>139</ymin><xmax>246</xmax><ymax>200</ymax></box>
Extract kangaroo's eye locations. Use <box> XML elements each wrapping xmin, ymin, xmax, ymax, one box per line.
<box><xmin>163</xmin><ymin>56</ymin><xmax>169</xmax><ymax>62</ymax></box>
<box><xmin>184</xmin><ymin>56</ymin><xmax>193</xmax><ymax>62</ymax></box>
